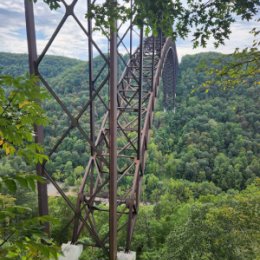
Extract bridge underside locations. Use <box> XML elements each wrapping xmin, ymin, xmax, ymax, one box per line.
<box><xmin>24</xmin><ymin>0</ymin><xmax>178</xmax><ymax>258</ymax></box>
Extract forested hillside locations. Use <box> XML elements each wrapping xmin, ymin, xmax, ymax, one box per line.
<box><xmin>0</xmin><ymin>51</ymin><xmax>259</xmax><ymax>259</ymax></box>
<box><xmin>133</xmin><ymin>52</ymin><xmax>260</xmax><ymax>260</ymax></box>
<box><xmin>0</xmin><ymin>52</ymin><xmax>126</xmax><ymax>187</ymax></box>
<box><xmin>146</xmin><ymin>52</ymin><xmax>260</xmax><ymax>191</ymax></box>
<box><xmin>1</xmin><ymin>52</ymin><xmax>259</xmax><ymax>190</ymax></box>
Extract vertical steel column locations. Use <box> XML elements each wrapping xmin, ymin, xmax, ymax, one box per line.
<box><xmin>24</xmin><ymin>0</ymin><xmax>49</xmax><ymax>233</ymax></box>
<box><xmin>109</xmin><ymin>0</ymin><xmax>118</xmax><ymax>259</ymax></box>
<box><xmin>130</xmin><ymin>0</ymin><xmax>133</xmax><ymax>58</ymax></box>
<box><xmin>137</xmin><ymin>26</ymin><xmax>144</xmax><ymax>161</ymax></box>
<box><xmin>88</xmin><ymin>0</ymin><xmax>95</xmax><ymax>196</ymax></box>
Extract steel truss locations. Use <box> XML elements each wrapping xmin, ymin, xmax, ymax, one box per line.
<box><xmin>24</xmin><ymin>0</ymin><xmax>178</xmax><ymax>259</ymax></box>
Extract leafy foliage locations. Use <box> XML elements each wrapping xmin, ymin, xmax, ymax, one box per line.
<box><xmin>0</xmin><ymin>73</ymin><xmax>48</xmax><ymax>164</ymax></box>
<box><xmin>133</xmin><ymin>178</ymin><xmax>260</xmax><ymax>260</ymax></box>
<box><xmin>88</xmin><ymin>0</ymin><xmax>259</xmax><ymax>48</ymax></box>
<box><xmin>34</xmin><ymin>0</ymin><xmax>61</xmax><ymax>10</ymax></box>
<box><xmin>34</xmin><ymin>0</ymin><xmax>260</xmax><ymax>48</ymax></box>
<box><xmin>0</xmin><ymin>173</ymin><xmax>60</xmax><ymax>260</ymax></box>
<box><xmin>163</xmin><ymin>179</ymin><xmax>260</xmax><ymax>260</ymax></box>
<box><xmin>199</xmin><ymin>32</ymin><xmax>260</xmax><ymax>91</ymax></box>
<box><xmin>0</xmin><ymin>72</ymin><xmax>59</xmax><ymax>259</ymax></box>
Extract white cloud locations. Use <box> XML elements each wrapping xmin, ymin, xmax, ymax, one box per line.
<box><xmin>0</xmin><ymin>0</ymin><xmax>109</xmax><ymax>60</ymax></box>
<box><xmin>176</xmin><ymin>20</ymin><xmax>257</xmax><ymax>60</ymax></box>
<box><xmin>0</xmin><ymin>0</ymin><xmax>258</xmax><ymax>61</ymax></box>
<box><xmin>0</xmin><ymin>1</ymin><xmax>27</xmax><ymax>53</ymax></box>
<box><xmin>0</xmin><ymin>1</ymin><xmax>24</xmax><ymax>13</ymax></box>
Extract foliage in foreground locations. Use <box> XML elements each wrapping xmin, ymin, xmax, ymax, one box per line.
<box><xmin>38</xmin><ymin>0</ymin><xmax>260</xmax><ymax>50</ymax></box>
<box><xmin>0</xmin><ymin>73</ymin><xmax>48</xmax><ymax>163</ymax></box>
<box><xmin>0</xmin><ymin>73</ymin><xmax>59</xmax><ymax>259</ymax></box>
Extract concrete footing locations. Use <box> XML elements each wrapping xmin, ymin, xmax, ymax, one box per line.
<box><xmin>117</xmin><ymin>251</ymin><xmax>136</xmax><ymax>260</ymax></box>
<box><xmin>59</xmin><ymin>242</ymin><xmax>83</xmax><ymax>260</ymax></box>
<box><xmin>58</xmin><ymin>243</ymin><xmax>136</xmax><ymax>260</ymax></box>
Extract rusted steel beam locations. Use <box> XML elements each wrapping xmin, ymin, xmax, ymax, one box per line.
<box><xmin>109</xmin><ymin>0</ymin><xmax>118</xmax><ymax>259</ymax></box>
<box><xmin>24</xmin><ymin>0</ymin><xmax>49</xmax><ymax>234</ymax></box>
<box><xmin>137</xmin><ymin>27</ymin><xmax>144</xmax><ymax>161</ymax></box>
<box><xmin>88</xmin><ymin>0</ymin><xmax>95</xmax><ymax>198</ymax></box>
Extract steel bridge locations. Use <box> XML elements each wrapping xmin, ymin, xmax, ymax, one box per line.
<box><xmin>24</xmin><ymin>0</ymin><xmax>178</xmax><ymax>259</ymax></box>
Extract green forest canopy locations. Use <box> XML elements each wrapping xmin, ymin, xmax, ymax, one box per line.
<box><xmin>0</xmin><ymin>50</ymin><xmax>259</xmax><ymax>259</ymax></box>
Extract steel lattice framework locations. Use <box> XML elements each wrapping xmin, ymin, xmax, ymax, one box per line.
<box><xmin>24</xmin><ymin>0</ymin><xmax>178</xmax><ymax>259</ymax></box>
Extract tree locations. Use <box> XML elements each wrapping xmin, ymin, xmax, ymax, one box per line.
<box><xmin>0</xmin><ymin>73</ymin><xmax>59</xmax><ymax>259</ymax></box>
<box><xmin>164</xmin><ymin>179</ymin><xmax>260</xmax><ymax>260</ymax></box>
<box><xmin>200</xmin><ymin>42</ymin><xmax>260</xmax><ymax>91</ymax></box>
<box><xmin>0</xmin><ymin>74</ymin><xmax>48</xmax><ymax>163</ymax></box>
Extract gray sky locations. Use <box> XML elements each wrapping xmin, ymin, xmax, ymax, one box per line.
<box><xmin>0</xmin><ymin>0</ymin><xmax>258</xmax><ymax>61</ymax></box>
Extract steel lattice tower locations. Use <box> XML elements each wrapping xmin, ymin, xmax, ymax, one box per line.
<box><xmin>24</xmin><ymin>0</ymin><xmax>178</xmax><ymax>259</ymax></box>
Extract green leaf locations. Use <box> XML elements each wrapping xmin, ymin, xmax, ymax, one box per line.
<box><xmin>15</xmin><ymin>175</ymin><xmax>29</xmax><ymax>189</ymax></box>
<box><xmin>4</xmin><ymin>179</ymin><xmax>17</xmax><ymax>193</ymax></box>
<box><xmin>27</xmin><ymin>178</ymin><xmax>36</xmax><ymax>191</ymax></box>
